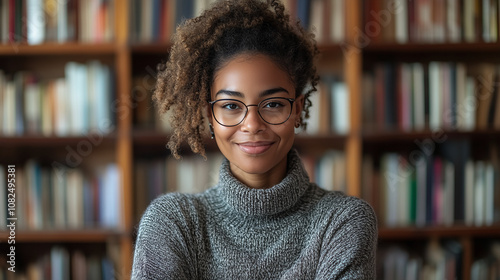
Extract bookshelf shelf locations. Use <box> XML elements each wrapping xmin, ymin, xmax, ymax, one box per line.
<box><xmin>130</xmin><ymin>43</ymin><xmax>171</xmax><ymax>53</ymax></box>
<box><xmin>362</xmin><ymin>129</ymin><xmax>500</xmax><ymax>143</ymax></box>
<box><xmin>378</xmin><ymin>225</ymin><xmax>500</xmax><ymax>240</ymax></box>
<box><xmin>364</xmin><ymin>42</ymin><xmax>500</xmax><ymax>53</ymax></box>
<box><xmin>0</xmin><ymin>43</ymin><xmax>118</xmax><ymax>56</ymax></box>
<box><xmin>0</xmin><ymin>135</ymin><xmax>117</xmax><ymax>147</ymax></box>
<box><xmin>0</xmin><ymin>229</ymin><xmax>126</xmax><ymax>243</ymax></box>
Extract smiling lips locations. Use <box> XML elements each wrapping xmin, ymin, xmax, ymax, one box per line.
<box><xmin>237</xmin><ymin>141</ymin><xmax>274</xmax><ymax>154</ymax></box>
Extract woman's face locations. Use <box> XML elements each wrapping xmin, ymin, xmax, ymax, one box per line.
<box><xmin>209</xmin><ymin>53</ymin><xmax>303</xmax><ymax>189</ymax></box>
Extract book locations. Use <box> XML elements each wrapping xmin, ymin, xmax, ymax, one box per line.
<box><xmin>0</xmin><ymin>165</ymin><xmax>5</xmax><ymax>229</ymax></box>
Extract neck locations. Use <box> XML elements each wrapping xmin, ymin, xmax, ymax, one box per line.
<box><xmin>229</xmin><ymin>157</ymin><xmax>287</xmax><ymax>189</ymax></box>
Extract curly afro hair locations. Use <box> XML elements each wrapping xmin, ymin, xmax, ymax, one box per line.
<box><xmin>153</xmin><ymin>0</ymin><xmax>319</xmax><ymax>159</ymax></box>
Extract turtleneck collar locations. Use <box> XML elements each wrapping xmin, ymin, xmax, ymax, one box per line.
<box><xmin>215</xmin><ymin>149</ymin><xmax>311</xmax><ymax>216</ymax></box>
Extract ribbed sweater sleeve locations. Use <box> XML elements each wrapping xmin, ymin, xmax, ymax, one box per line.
<box><xmin>315</xmin><ymin>195</ymin><xmax>377</xmax><ymax>279</ymax></box>
<box><xmin>132</xmin><ymin>194</ymin><xmax>196</xmax><ymax>280</ymax></box>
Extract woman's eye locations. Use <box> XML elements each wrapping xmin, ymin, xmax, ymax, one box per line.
<box><xmin>222</xmin><ymin>103</ymin><xmax>240</xmax><ymax>110</ymax></box>
<box><xmin>263</xmin><ymin>101</ymin><xmax>284</xmax><ymax>108</ymax></box>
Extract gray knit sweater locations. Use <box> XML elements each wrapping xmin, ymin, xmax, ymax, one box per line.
<box><xmin>132</xmin><ymin>150</ymin><xmax>377</xmax><ymax>279</ymax></box>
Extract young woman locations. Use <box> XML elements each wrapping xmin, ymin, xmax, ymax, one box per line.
<box><xmin>132</xmin><ymin>0</ymin><xmax>377</xmax><ymax>279</ymax></box>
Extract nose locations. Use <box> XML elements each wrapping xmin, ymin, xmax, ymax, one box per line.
<box><xmin>240</xmin><ymin>106</ymin><xmax>266</xmax><ymax>133</ymax></box>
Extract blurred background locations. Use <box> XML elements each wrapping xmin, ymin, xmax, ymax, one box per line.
<box><xmin>0</xmin><ymin>0</ymin><xmax>499</xmax><ymax>279</ymax></box>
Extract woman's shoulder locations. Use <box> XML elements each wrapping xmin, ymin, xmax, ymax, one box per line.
<box><xmin>141</xmin><ymin>191</ymin><xmax>211</xmax><ymax>222</ymax></box>
<box><xmin>311</xmin><ymin>185</ymin><xmax>377</xmax><ymax>223</ymax></box>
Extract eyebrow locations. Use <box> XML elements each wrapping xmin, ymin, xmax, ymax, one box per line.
<box><xmin>214</xmin><ymin>87</ymin><xmax>290</xmax><ymax>98</ymax></box>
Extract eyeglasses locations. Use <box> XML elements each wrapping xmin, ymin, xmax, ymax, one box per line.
<box><xmin>209</xmin><ymin>97</ymin><xmax>295</xmax><ymax>127</ymax></box>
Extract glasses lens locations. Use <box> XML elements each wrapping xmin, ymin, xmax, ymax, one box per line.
<box><xmin>258</xmin><ymin>98</ymin><xmax>292</xmax><ymax>125</ymax></box>
<box><xmin>212</xmin><ymin>99</ymin><xmax>247</xmax><ymax>126</ymax></box>
<box><xmin>211</xmin><ymin>98</ymin><xmax>293</xmax><ymax>126</ymax></box>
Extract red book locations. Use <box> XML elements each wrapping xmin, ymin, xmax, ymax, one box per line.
<box><xmin>9</xmin><ymin>0</ymin><xmax>14</xmax><ymax>42</ymax></box>
<box><xmin>159</xmin><ymin>0</ymin><xmax>166</xmax><ymax>42</ymax></box>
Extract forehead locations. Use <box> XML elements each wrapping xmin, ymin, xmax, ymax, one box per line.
<box><xmin>211</xmin><ymin>54</ymin><xmax>294</xmax><ymax>96</ymax></box>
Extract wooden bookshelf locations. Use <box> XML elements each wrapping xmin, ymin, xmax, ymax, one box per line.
<box><xmin>2</xmin><ymin>0</ymin><xmax>500</xmax><ymax>279</ymax></box>
<box><xmin>0</xmin><ymin>43</ymin><xmax>118</xmax><ymax>56</ymax></box>
<box><xmin>0</xmin><ymin>229</ymin><xmax>126</xmax><ymax>243</ymax></box>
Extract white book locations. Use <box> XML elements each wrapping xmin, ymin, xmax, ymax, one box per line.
<box><xmin>27</xmin><ymin>0</ymin><xmax>45</xmax><ymax>44</ymax></box>
<box><xmin>491</xmin><ymin>0</ymin><xmax>498</xmax><ymax>41</ymax></box>
<box><xmin>331</xmin><ymin>81</ymin><xmax>349</xmax><ymax>135</ymax></box>
<box><xmin>141</xmin><ymin>1</ymin><xmax>152</xmax><ymax>42</ymax></box>
<box><xmin>194</xmin><ymin>0</ymin><xmax>208</xmax><ymax>16</ymax></box>
<box><xmin>474</xmin><ymin>161</ymin><xmax>485</xmax><ymax>226</ymax></box>
<box><xmin>317</xmin><ymin>151</ymin><xmax>336</xmax><ymax>191</ymax></box>
<box><xmin>330</xmin><ymin>0</ymin><xmax>345</xmax><ymax>43</ymax></box>
<box><xmin>66</xmin><ymin>169</ymin><xmax>84</xmax><ymax>228</ymax></box>
<box><xmin>412</xmin><ymin>63</ymin><xmax>425</xmax><ymax>131</ymax></box>
<box><xmin>309</xmin><ymin>0</ymin><xmax>324</xmax><ymax>43</ymax></box>
<box><xmin>382</xmin><ymin>153</ymin><xmax>400</xmax><ymax>227</ymax></box>
<box><xmin>397</xmin><ymin>162</ymin><xmax>410</xmax><ymax>226</ymax></box>
<box><xmin>464</xmin><ymin>0</ymin><xmax>475</xmax><ymax>42</ymax></box>
<box><xmin>52</xmin><ymin>167</ymin><xmax>67</xmax><ymax>228</ymax></box>
<box><xmin>0</xmin><ymin>165</ymin><xmax>6</xmax><ymax>229</ymax></box>
<box><xmin>464</xmin><ymin>160</ymin><xmax>475</xmax><ymax>226</ymax></box>
<box><xmin>24</xmin><ymin>83</ymin><xmax>41</xmax><ymax>134</ymax></box>
<box><xmin>447</xmin><ymin>0</ymin><xmax>461</xmax><ymax>42</ymax></box>
<box><xmin>484</xmin><ymin>163</ymin><xmax>495</xmax><ymax>225</ymax></box>
<box><xmin>100</xmin><ymin>164</ymin><xmax>121</xmax><ymax>228</ymax></box>
<box><xmin>395</xmin><ymin>0</ymin><xmax>408</xmax><ymax>43</ymax></box>
<box><xmin>51</xmin><ymin>246</ymin><xmax>70</xmax><ymax>280</ymax></box>
<box><xmin>3</xmin><ymin>81</ymin><xmax>16</xmax><ymax>135</ymax></box>
<box><xmin>96</xmin><ymin>63</ymin><xmax>112</xmax><ymax>133</ymax></box>
<box><xmin>41</xmin><ymin>81</ymin><xmax>54</xmax><ymax>136</ymax></box>
<box><xmin>483</xmin><ymin>0</ymin><xmax>491</xmax><ymax>42</ymax></box>
<box><xmin>207</xmin><ymin>153</ymin><xmax>223</xmax><ymax>187</ymax></box>
<box><xmin>57</xmin><ymin>0</ymin><xmax>68</xmax><ymax>42</ymax></box>
<box><xmin>1</xmin><ymin>0</ymin><xmax>9</xmax><ymax>43</ymax></box>
<box><xmin>429</xmin><ymin>62</ymin><xmax>442</xmax><ymax>130</ymax></box>
<box><xmin>87</xmin><ymin>61</ymin><xmax>98</xmax><ymax>130</ymax></box>
<box><xmin>464</xmin><ymin>77</ymin><xmax>476</xmax><ymax>131</ymax></box>
<box><xmin>177</xmin><ymin>158</ymin><xmax>196</xmax><ymax>193</ymax></box>
<box><xmin>54</xmin><ymin>79</ymin><xmax>69</xmax><ymax>136</ymax></box>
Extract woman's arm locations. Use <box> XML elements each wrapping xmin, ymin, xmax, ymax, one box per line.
<box><xmin>131</xmin><ymin>195</ymin><xmax>196</xmax><ymax>280</ymax></box>
<box><xmin>315</xmin><ymin>197</ymin><xmax>378</xmax><ymax>279</ymax></box>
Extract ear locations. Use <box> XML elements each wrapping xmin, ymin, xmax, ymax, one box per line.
<box><xmin>294</xmin><ymin>95</ymin><xmax>305</xmax><ymax>118</ymax></box>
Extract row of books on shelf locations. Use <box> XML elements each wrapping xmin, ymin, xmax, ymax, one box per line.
<box><xmin>129</xmin><ymin>0</ymin><xmax>217</xmax><ymax>43</ymax></box>
<box><xmin>301</xmin><ymin>150</ymin><xmax>347</xmax><ymax>193</ymax></box>
<box><xmin>134</xmin><ymin>153</ymin><xmax>223</xmax><ymax>221</ymax></box>
<box><xmin>305</xmin><ymin>76</ymin><xmax>349</xmax><ymax>135</ymax></box>
<box><xmin>0</xmin><ymin>246</ymin><xmax>114</xmax><ymax>280</ymax></box>
<box><xmin>0</xmin><ymin>61</ymin><xmax>114</xmax><ymax>136</ymax></box>
<box><xmin>283</xmin><ymin>0</ymin><xmax>346</xmax><ymax>44</ymax></box>
<box><xmin>364</xmin><ymin>0</ymin><xmax>500</xmax><ymax>44</ymax></box>
<box><xmin>364</xmin><ymin>142</ymin><xmax>500</xmax><ymax>227</ymax></box>
<box><xmin>128</xmin><ymin>0</ymin><xmax>346</xmax><ymax>44</ymax></box>
<box><xmin>363</xmin><ymin>62</ymin><xmax>500</xmax><ymax>132</ymax></box>
<box><xmin>133</xmin><ymin>150</ymin><xmax>348</xmax><ymax>222</ymax></box>
<box><xmin>0</xmin><ymin>0</ymin><xmax>114</xmax><ymax>45</ymax></box>
<box><xmin>132</xmin><ymin>76</ymin><xmax>171</xmax><ymax>132</ymax></box>
<box><xmin>379</xmin><ymin>240</ymin><xmax>463</xmax><ymax>280</ymax></box>
<box><xmin>380</xmin><ymin>240</ymin><xmax>500</xmax><ymax>280</ymax></box>
<box><xmin>0</xmin><ymin>162</ymin><xmax>121</xmax><ymax>230</ymax></box>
